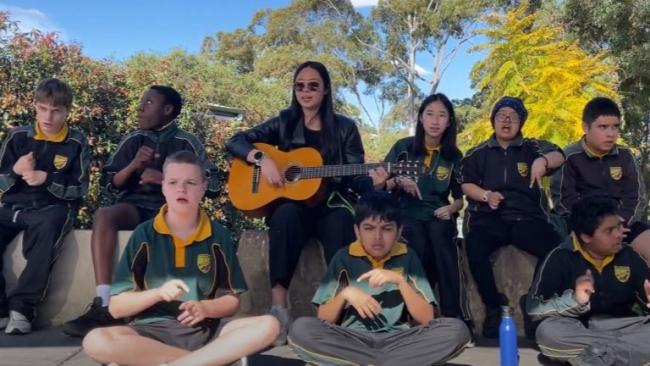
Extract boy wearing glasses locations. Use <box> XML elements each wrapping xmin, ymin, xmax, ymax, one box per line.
<box><xmin>551</xmin><ymin>97</ymin><xmax>650</xmax><ymax>260</ymax></box>
<box><xmin>458</xmin><ymin>96</ymin><xmax>565</xmax><ymax>338</ymax></box>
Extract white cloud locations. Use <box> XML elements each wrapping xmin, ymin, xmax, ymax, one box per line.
<box><xmin>350</xmin><ymin>0</ymin><xmax>378</xmax><ymax>8</ymax></box>
<box><xmin>389</xmin><ymin>60</ymin><xmax>432</xmax><ymax>76</ymax></box>
<box><xmin>414</xmin><ymin>64</ymin><xmax>431</xmax><ymax>76</ymax></box>
<box><xmin>0</xmin><ymin>4</ymin><xmax>66</xmax><ymax>38</ymax></box>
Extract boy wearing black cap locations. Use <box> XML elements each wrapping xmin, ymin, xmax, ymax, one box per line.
<box><xmin>528</xmin><ymin>197</ymin><xmax>650</xmax><ymax>365</ymax></box>
<box><xmin>551</xmin><ymin>97</ymin><xmax>650</xmax><ymax>260</ymax></box>
<box><xmin>459</xmin><ymin>96</ymin><xmax>565</xmax><ymax>338</ymax></box>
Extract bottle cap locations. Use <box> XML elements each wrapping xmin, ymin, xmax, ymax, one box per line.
<box><xmin>501</xmin><ymin>305</ymin><xmax>513</xmax><ymax>317</ymax></box>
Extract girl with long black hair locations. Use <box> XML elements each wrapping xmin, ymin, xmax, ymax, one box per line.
<box><xmin>380</xmin><ymin>93</ymin><xmax>472</xmax><ymax>325</ymax></box>
<box><xmin>227</xmin><ymin>61</ymin><xmax>376</xmax><ymax>345</ymax></box>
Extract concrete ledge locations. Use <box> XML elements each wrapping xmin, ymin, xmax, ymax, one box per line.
<box><xmin>3</xmin><ymin>231</ymin><xmax>130</xmax><ymax>328</ymax></box>
<box><xmin>236</xmin><ymin>231</ymin><xmax>325</xmax><ymax>318</ymax></box>
<box><xmin>4</xmin><ymin>230</ymin><xmax>536</xmax><ymax>335</ymax></box>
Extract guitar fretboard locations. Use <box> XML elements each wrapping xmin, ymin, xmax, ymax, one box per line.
<box><xmin>298</xmin><ymin>162</ymin><xmax>414</xmax><ymax>179</ymax></box>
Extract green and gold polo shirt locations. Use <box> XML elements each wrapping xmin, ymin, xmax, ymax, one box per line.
<box><xmin>313</xmin><ymin>240</ymin><xmax>436</xmax><ymax>333</ymax></box>
<box><xmin>384</xmin><ymin>137</ymin><xmax>463</xmax><ymax>221</ymax></box>
<box><xmin>111</xmin><ymin>205</ymin><xmax>247</xmax><ymax>324</ymax></box>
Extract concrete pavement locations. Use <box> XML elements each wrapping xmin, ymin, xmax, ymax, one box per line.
<box><xmin>0</xmin><ymin>326</ymin><xmax>556</xmax><ymax>366</ymax></box>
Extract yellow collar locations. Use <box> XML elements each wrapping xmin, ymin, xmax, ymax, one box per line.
<box><xmin>349</xmin><ymin>240</ymin><xmax>408</xmax><ymax>269</ymax></box>
<box><xmin>572</xmin><ymin>233</ymin><xmax>614</xmax><ymax>273</ymax></box>
<box><xmin>34</xmin><ymin>122</ymin><xmax>68</xmax><ymax>142</ymax></box>
<box><xmin>581</xmin><ymin>137</ymin><xmax>617</xmax><ymax>159</ymax></box>
<box><xmin>153</xmin><ymin>204</ymin><xmax>212</xmax><ymax>267</ymax></box>
<box><xmin>425</xmin><ymin>145</ymin><xmax>441</xmax><ymax>153</ymax></box>
<box><xmin>424</xmin><ymin>146</ymin><xmax>440</xmax><ymax>167</ymax></box>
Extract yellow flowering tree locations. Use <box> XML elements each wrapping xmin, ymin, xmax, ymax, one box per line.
<box><xmin>459</xmin><ymin>2</ymin><xmax>619</xmax><ymax>151</ymax></box>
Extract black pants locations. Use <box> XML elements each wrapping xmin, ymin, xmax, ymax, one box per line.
<box><xmin>465</xmin><ymin>214</ymin><xmax>560</xmax><ymax>309</ymax></box>
<box><xmin>0</xmin><ymin>204</ymin><xmax>74</xmax><ymax>319</ymax></box>
<box><xmin>402</xmin><ymin>217</ymin><xmax>471</xmax><ymax>320</ymax></box>
<box><xmin>267</xmin><ymin>201</ymin><xmax>355</xmax><ymax>288</ymax></box>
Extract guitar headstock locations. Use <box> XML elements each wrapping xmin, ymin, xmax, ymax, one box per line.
<box><xmin>387</xmin><ymin>161</ymin><xmax>427</xmax><ymax>178</ymax></box>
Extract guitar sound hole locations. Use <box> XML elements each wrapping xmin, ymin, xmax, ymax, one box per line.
<box><xmin>284</xmin><ymin>166</ymin><xmax>302</xmax><ymax>182</ymax></box>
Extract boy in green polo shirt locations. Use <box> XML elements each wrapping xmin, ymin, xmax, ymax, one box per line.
<box><xmin>82</xmin><ymin>151</ymin><xmax>279</xmax><ymax>366</ymax></box>
<box><xmin>288</xmin><ymin>191</ymin><xmax>470</xmax><ymax>366</ymax></box>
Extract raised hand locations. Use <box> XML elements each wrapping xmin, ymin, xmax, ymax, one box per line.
<box><xmin>131</xmin><ymin>146</ymin><xmax>155</xmax><ymax>170</ymax></box>
<box><xmin>157</xmin><ymin>279</ymin><xmax>189</xmax><ymax>302</ymax></box>
<box><xmin>22</xmin><ymin>170</ymin><xmax>47</xmax><ymax>186</ymax></box>
<box><xmin>177</xmin><ymin>301</ymin><xmax>207</xmax><ymax>326</ymax></box>
<box><xmin>259</xmin><ymin>158</ymin><xmax>284</xmax><ymax>187</ymax></box>
<box><xmin>13</xmin><ymin>152</ymin><xmax>35</xmax><ymax>175</ymax></box>
<box><xmin>369</xmin><ymin>166</ymin><xmax>390</xmax><ymax>190</ymax></box>
<box><xmin>139</xmin><ymin>168</ymin><xmax>163</xmax><ymax>185</ymax></box>
<box><xmin>357</xmin><ymin>269</ymin><xmax>404</xmax><ymax>288</ymax></box>
<box><xmin>395</xmin><ymin>176</ymin><xmax>422</xmax><ymax>200</ymax></box>
<box><xmin>574</xmin><ymin>269</ymin><xmax>595</xmax><ymax>306</ymax></box>
<box><xmin>341</xmin><ymin>286</ymin><xmax>382</xmax><ymax>319</ymax></box>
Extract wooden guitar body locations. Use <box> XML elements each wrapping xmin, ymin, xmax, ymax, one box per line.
<box><xmin>227</xmin><ymin>143</ymin><xmax>324</xmax><ymax>217</ymax></box>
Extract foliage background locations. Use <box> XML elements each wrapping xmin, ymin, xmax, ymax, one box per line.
<box><xmin>1</xmin><ymin>0</ymin><xmax>647</xmax><ymax>232</ymax></box>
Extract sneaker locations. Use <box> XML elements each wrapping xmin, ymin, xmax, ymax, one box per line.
<box><xmin>5</xmin><ymin>310</ymin><xmax>31</xmax><ymax>335</ymax></box>
<box><xmin>63</xmin><ymin>297</ymin><xmax>122</xmax><ymax>338</ymax></box>
<box><xmin>463</xmin><ymin>319</ymin><xmax>477</xmax><ymax>348</ymax></box>
<box><xmin>0</xmin><ymin>316</ymin><xmax>8</xmax><ymax>330</ymax></box>
<box><xmin>269</xmin><ymin>306</ymin><xmax>291</xmax><ymax>346</ymax></box>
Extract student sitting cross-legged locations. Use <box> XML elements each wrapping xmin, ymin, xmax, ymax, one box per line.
<box><xmin>82</xmin><ymin>151</ymin><xmax>279</xmax><ymax>366</ymax></box>
<box><xmin>288</xmin><ymin>191</ymin><xmax>470</xmax><ymax>366</ymax></box>
<box><xmin>65</xmin><ymin>85</ymin><xmax>221</xmax><ymax>338</ymax></box>
<box><xmin>527</xmin><ymin>197</ymin><xmax>650</xmax><ymax>366</ymax></box>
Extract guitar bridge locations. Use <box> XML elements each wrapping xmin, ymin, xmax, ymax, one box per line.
<box><xmin>252</xmin><ymin>165</ymin><xmax>261</xmax><ymax>193</ymax></box>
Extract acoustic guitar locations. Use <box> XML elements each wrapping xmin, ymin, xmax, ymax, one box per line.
<box><xmin>227</xmin><ymin>143</ymin><xmax>425</xmax><ymax>217</ymax></box>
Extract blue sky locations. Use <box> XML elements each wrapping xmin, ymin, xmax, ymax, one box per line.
<box><xmin>1</xmin><ymin>0</ymin><xmax>485</xmax><ymax>122</ymax></box>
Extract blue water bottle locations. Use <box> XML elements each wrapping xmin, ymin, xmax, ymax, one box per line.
<box><xmin>499</xmin><ymin>306</ymin><xmax>518</xmax><ymax>366</ymax></box>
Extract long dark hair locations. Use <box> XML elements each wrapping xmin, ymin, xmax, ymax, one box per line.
<box><xmin>288</xmin><ymin>61</ymin><xmax>338</xmax><ymax>163</ymax></box>
<box><xmin>412</xmin><ymin>93</ymin><xmax>460</xmax><ymax>161</ymax></box>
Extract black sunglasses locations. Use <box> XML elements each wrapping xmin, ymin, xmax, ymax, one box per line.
<box><xmin>293</xmin><ymin>81</ymin><xmax>321</xmax><ymax>92</ymax></box>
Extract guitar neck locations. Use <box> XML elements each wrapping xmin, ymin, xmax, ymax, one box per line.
<box><xmin>300</xmin><ymin>163</ymin><xmax>390</xmax><ymax>179</ymax></box>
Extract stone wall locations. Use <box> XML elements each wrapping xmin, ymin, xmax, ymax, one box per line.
<box><xmin>4</xmin><ymin>230</ymin><xmax>537</xmax><ymax>335</ymax></box>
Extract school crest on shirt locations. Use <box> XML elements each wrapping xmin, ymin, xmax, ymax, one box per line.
<box><xmin>53</xmin><ymin>154</ymin><xmax>68</xmax><ymax>170</ymax></box>
<box><xmin>197</xmin><ymin>254</ymin><xmax>211</xmax><ymax>274</ymax></box>
<box><xmin>614</xmin><ymin>265</ymin><xmax>630</xmax><ymax>283</ymax></box>
<box><xmin>436</xmin><ymin>166</ymin><xmax>450</xmax><ymax>181</ymax></box>
<box><xmin>609</xmin><ymin>166</ymin><xmax>623</xmax><ymax>181</ymax></box>
<box><xmin>517</xmin><ymin>162</ymin><xmax>529</xmax><ymax>177</ymax></box>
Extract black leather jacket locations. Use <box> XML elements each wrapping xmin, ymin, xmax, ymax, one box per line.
<box><xmin>226</xmin><ymin>109</ymin><xmax>373</xmax><ymax>195</ymax></box>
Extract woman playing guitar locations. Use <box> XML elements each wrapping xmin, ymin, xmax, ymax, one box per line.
<box><xmin>226</xmin><ymin>61</ymin><xmax>385</xmax><ymax>345</ymax></box>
